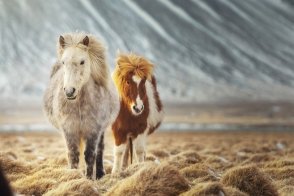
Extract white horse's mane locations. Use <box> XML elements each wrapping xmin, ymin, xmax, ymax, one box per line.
<box><xmin>57</xmin><ymin>33</ymin><xmax>110</xmax><ymax>88</ymax></box>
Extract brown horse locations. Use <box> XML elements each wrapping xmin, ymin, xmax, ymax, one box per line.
<box><xmin>111</xmin><ymin>53</ymin><xmax>163</xmax><ymax>173</ymax></box>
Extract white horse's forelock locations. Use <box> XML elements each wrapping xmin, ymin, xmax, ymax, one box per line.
<box><xmin>57</xmin><ymin>33</ymin><xmax>110</xmax><ymax>89</ymax></box>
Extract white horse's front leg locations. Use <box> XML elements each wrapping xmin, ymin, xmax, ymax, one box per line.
<box><xmin>134</xmin><ymin>132</ymin><xmax>147</xmax><ymax>162</ymax></box>
<box><xmin>112</xmin><ymin>144</ymin><xmax>126</xmax><ymax>173</ymax></box>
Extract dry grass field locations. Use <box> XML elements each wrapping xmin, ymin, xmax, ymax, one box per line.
<box><xmin>0</xmin><ymin>131</ymin><xmax>293</xmax><ymax>196</ymax></box>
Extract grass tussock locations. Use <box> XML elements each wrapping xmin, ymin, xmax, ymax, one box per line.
<box><xmin>241</xmin><ymin>153</ymin><xmax>275</xmax><ymax>165</ymax></box>
<box><xmin>278</xmin><ymin>186</ymin><xmax>294</xmax><ymax>196</ymax></box>
<box><xmin>149</xmin><ymin>149</ymin><xmax>170</xmax><ymax>158</ymax></box>
<box><xmin>223</xmin><ymin>187</ymin><xmax>249</xmax><ymax>196</ymax></box>
<box><xmin>0</xmin><ymin>153</ymin><xmax>32</xmax><ymax>175</ymax></box>
<box><xmin>181</xmin><ymin>182</ymin><xmax>225</xmax><ymax>196</ymax></box>
<box><xmin>263</xmin><ymin>167</ymin><xmax>294</xmax><ymax>180</ymax></box>
<box><xmin>44</xmin><ymin>178</ymin><xmax>100</xmax><ymax>196</ymax></box>
<box><xmin>204</xmin><ymin>155</ymin><xmax>231</xmax><ymax>170</ymax></box>
<box><xmin>221</xmin><ymin>166</ymin><xmax>278</xmax><ymax>196</ymax></box>
<box><xmin>12</xmin><ymin>167</ymin><xmax>83</xmax><ymax>195</ymax></box>
<box><xmin>169</xmin><ymin>151</ymin><xmax>202</xmax><ymax>169</ymax></box>
<box><xmin>263</xmin><ymin>159</ymin><xmax>294</xmax><ymax>168</ymax></box>
<box><xmin>180</xmin><ymin>164</ymin><xmax>215</xmax><ymax>181</ymax></box>
<box><xmin>275</xmin><ymin>178</ymin><xmax>294</xmax><ymax>190</ymax></box>
<box><xmin>106</xmin><ymin>163</ymin><xmax>189</xmax><ymax>196</ymax></box>
<box><xmin>0</xmin><ymin>132</ymin><xmax>293</xmax><ymax>195</ymax></box>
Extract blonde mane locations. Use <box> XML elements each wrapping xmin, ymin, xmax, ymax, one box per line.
<box><xmin>57</xmin><ymin>33</ymin><xmax>110</xmax><ymax>88</ymax></box>
<box><xmin>113</xmin><ymin>53</ymin><xmax>154</xmax><ymax>91</ymax></box>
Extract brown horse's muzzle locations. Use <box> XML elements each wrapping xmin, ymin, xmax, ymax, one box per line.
<box><xmin>131</xmin><ymin>103</ymin><xmax>144</xmax><ymax>115</ymax></box>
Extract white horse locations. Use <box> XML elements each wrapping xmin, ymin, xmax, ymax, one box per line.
<box><xmin>43</xmin><ymin>33</ymin><xmax>119</xmax><ymax>179</ymax></box>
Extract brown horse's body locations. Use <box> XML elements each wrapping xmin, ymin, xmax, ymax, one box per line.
<box><xmin>112</xmin><ymin>76</ymin><xmax>162</xmax><ymax>145</ymax></box>
<box><xmin>111</xmin><ymin>53</ymin><xmax>163</xmax><ymax>173</ymax></box>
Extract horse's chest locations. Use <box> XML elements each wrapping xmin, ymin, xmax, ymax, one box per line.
<box><xmin>147</xmin><ymin>106</ymin><xmax>162</xmax><ymax>127</ymax></box>
<box><xmin>147</xmin><ymin>98</ymin><xmax>163</xmax><ymax>127</ymax></box>
<box><xmin>56</xmin><ymin>101</ymin><xmax>98</xmax><ymax>131</ymax></box>
<box><xmin>146</xmin><ymin>84</ymin><xmax>163</xmax><ymax>128</ymax></box>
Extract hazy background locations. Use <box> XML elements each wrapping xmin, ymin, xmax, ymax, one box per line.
<box><xmin>1</xmin><ymin>0</ymin><xmax>294</xmax><ymax>131</ymax></box>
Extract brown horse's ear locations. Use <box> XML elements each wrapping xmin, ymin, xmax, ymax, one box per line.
<box><xmin>82</xmin><ymin>36</ymin><xmax>89</xmax><ymax>47</ymax></box>
<box><xmin>59</xmin><ymin>35</ymin><xmax>66</xmax><ymax>48</ymax></box>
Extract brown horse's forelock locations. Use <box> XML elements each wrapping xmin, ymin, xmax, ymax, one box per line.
<box><xmin>113</xmin><ymin>53</ymin><xmax>153</xmax><ymax>101</ymax></box>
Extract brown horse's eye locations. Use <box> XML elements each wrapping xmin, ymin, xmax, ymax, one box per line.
<box><xmin>126</xmin><ymin>80</ymin><xmax>130</xmax><ymax>85</ymax></box>
<box><xmin>80</xmin><ymin>60</ymin><xmax>85</xmax><ymax>65</ymax></box>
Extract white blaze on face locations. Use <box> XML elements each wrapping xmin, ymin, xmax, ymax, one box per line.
<box><xmin>131</xmin><ymin>75</ymin><xmax>144</xmax><ymax>115</ymax></box>
<box><xmin>63</xmin><ymin>63</ymin><xmax>76</xmax><ymax>90</ymax></box>
<box><xmin>62</xmin><ymin>47</ymin><xmax>91</xmax><ymax>98</ymax></box>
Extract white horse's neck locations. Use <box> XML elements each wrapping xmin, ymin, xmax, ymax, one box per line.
<box><xmin>89</xmin><ymin>58</ymin><xmax>110</xmax><ymax>90</ymax></box>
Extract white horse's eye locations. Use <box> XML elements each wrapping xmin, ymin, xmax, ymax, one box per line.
<box><xmin>62</xmin><ymin>61</ymin><xmax>64</xmax><ymax>64</ymax></box>
<box><xmin>80</xmin><ymin>60</ymin><xmax>85</xmax><ymax>65</ymax></box>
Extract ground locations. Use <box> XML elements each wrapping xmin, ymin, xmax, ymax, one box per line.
<box><xmin>0</xmin><ymin>131</ymin><xmax>293</xmax><ymax>196</ymax></box>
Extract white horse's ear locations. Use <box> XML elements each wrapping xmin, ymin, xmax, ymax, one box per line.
<box><xmin>59</xmin><ymin>35</ymin><xmax>66</xmax><ymax>48</ymax></box>
<box><xmin>82</xmin><ymin>36</ymin><xmax>89</xmax><ymax>47</ymax></box>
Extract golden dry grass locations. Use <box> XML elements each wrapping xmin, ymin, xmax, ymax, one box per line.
<box><xmin>0</xmin><ymin>131</ymin><xmax>293</xmax><ymax>196</ymax></box>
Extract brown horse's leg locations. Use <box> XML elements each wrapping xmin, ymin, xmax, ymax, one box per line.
<box><xmin>112</xmin><ymin>144</ymin><xmax>126</xmax><ymax>173</ymax></box>
<box><xmin>135</xmin><ymin>133</ymin><xmax>146</xmax><ymax>162</ymax></box>
<box><xmin>84</xmin><ymin>132</ymin><xmax>99</xmax><ymax>179</ymax></box>
<box><xmin>64</xmin><ymin>131</ymin><xmax>80</xmax><ymax>169</ymax></box>
<box><xmin>96</xmin><ymin>132</ymin><xmax>105</xmax><ymax>179</ymax></box>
